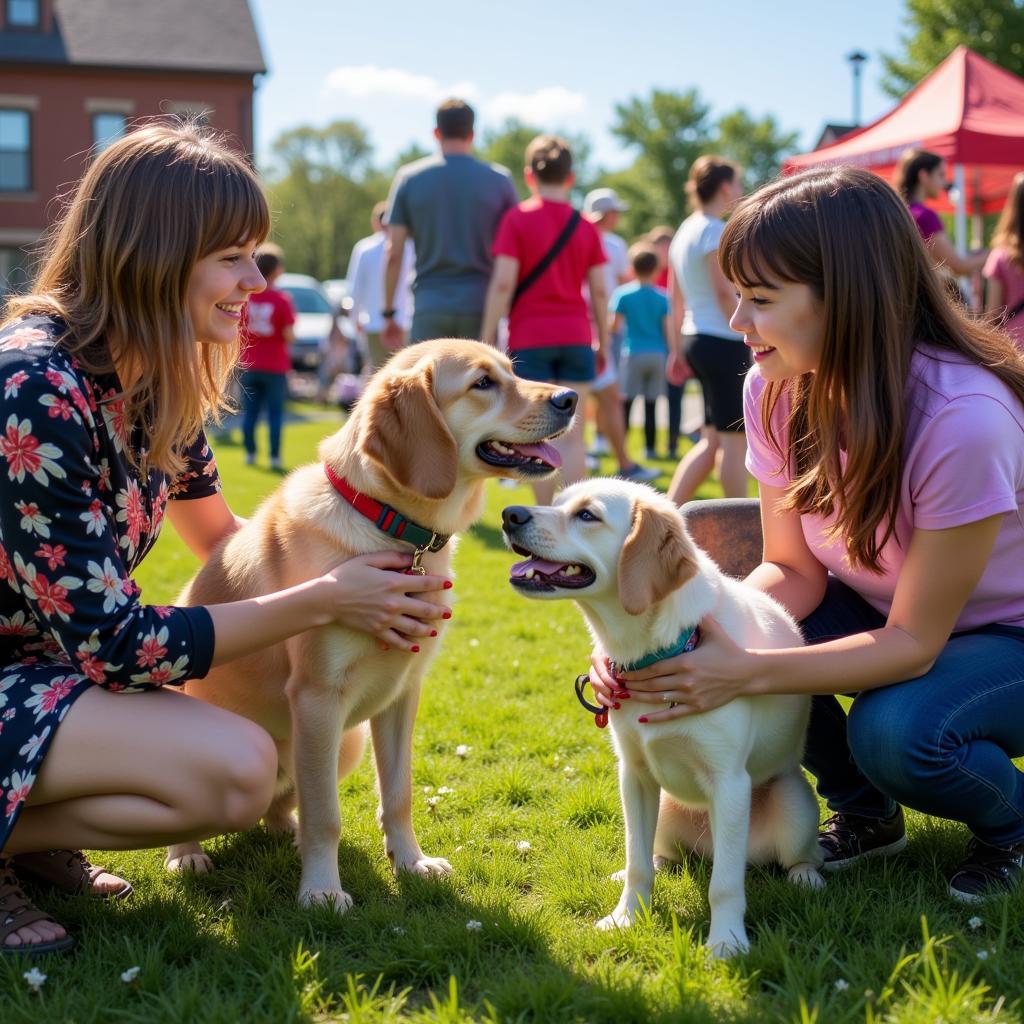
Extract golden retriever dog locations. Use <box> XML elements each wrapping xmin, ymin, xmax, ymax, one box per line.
<box><xmin>166</xmin><ymin>340</ymin><xmax>576</xmax><ymax>911</ymax></box>
<box><xmin>501</xmin><ymin>478</ymin><xmax>824</xmax><ymax>957</ymax></box>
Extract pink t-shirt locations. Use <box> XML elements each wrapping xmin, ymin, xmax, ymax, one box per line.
<box><xmin>983</xmin><ymin>246</ymin><xmax>1024</xmax><ymax>349</ymax></box>
<box><xmin>744</xmin><ymin>348</ymin><xmax>1024</xmax><ymax>629</ymax></box>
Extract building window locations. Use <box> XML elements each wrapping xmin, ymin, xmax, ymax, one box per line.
<box><xmin>0</xmin><ymin>109</ymin><xmax>30</xmax><ymax>191</ymax></box>
<box><xmin>6</xmin><ymin>0</ymin><xmax>40</xmax><ymax>27</ymax></box>
<box><xmin>0</xmin><ymin>245</ymin><xmax>33</xmax><ymax>298</ymax></box>
<box><xmin>92</xmin><ymin>112</ymin><xmax>126</xmax><ymax>154</ymax></box>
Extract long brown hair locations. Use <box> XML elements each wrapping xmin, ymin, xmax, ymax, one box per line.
<box><xmin>719</xmin><ymin>165</ymin><xmax>1024</xmax><ymax>573</ymax></box>
<box><xmin>3</xmin><ymin>120</ymin><xmax>269</xmax><ymax>476</ymax></box>
<box><xmin>992</xmin><ymin>171</ymin><xmax>1024</xmax><ymax>267</ymax></box>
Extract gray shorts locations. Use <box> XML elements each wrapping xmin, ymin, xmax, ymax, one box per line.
<box><xmin>410</xmin><ymin>310</ymin><xmax>483</xmax><ymax>344</ymax></box>
<box><xmin>620</xmin><ymin>351</ymin><xmax>667</xmax><ymax>401</ymax></box>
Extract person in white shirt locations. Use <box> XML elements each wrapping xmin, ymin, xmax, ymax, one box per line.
<box><xmin>346</xmin><ymin>203</ymin><xmax>414</xmax><ymax>372</ymax></box>
<box><xmin>666</xmin><ymin>156</ymin><xmax>750</xmax><ymax>503</ymax></box>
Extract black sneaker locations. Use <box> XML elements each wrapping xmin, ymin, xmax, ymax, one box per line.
<box><xmin>948</xmin><ymin>838</ymin><xmax>1024</xmax><ymax>904</ymax></box>
<box><xmin>818</xmin><ymin>807</ymin><xmax>907</xmax><ymax>870</ymax></box>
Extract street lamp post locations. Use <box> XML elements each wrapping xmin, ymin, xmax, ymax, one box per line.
<box><xmin>847</xmin><ymin>50</ymin><xmax>868</xmax><ymax>125</ymax></box>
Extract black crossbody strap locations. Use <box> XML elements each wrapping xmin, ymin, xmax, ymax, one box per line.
<box><xmin>511</xmin><ymin>210</ymin><xmax>582</xmax><ymax>307</ymax></box>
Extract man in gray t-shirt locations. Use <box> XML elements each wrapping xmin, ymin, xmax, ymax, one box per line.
<box><xmin>382</xmin><ymin>99</ymin><xmax>518</xmax><ymax>347</ymax></box>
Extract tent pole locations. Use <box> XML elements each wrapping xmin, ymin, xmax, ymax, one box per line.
<box><xmin>952</xmin><ymin>163</ymin><xmax>969</xmax><ymax>303</ymax></box>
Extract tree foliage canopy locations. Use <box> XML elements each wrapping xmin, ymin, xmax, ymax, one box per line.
<box><xmin>262</xmin><ymin>90</ymin><xmax>797</xmax><ymax>279</ymax></box>
<box><xmin>882</xmin><ymin>0</ymin><xmax>1024</xmax><ymax>96</ymax></box>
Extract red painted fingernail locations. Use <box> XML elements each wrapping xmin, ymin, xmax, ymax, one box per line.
<box><xmin>613</xmin><ymin>702</ymin><xmax>621</xmax><ymax>710</ymax></box>
<box><xmin>411</xmin><ymin>645</ymin><xmax>420</xmax><ymax>653</ymax></box>
<box><xmin>430</xmin><ymin>630</ymin><xmax>438</xmax><ymax>637</ymax></box>
<box><xmin>443</xmin><ymin>580</ymin><xmax>453</xmax><ymax>589</ymax></box>
<box><xmin>442</xmin><ymin>611</ymin><xmax>452</xmax><ymax>619</ymax></box>
<box><xmin>638</xmin><ymin>716</ymin><xmax>648</xmax><ymax>724</ymax></box>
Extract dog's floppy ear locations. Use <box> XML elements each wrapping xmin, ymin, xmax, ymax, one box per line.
<box><xmin>361</xmin><ymin>366</ymin><xmax>459</xmax><ymax>499</ymax></box>
<box><xmin>618</xmin><ymin>500</ymin><xmax>699</xmax><ymax>615</ymax></box>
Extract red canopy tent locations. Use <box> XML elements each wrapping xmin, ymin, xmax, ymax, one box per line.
<box><xmin>783</xmin><ymin>46</ymin><xmax>1024</xmax><ymax>247</ymax></box>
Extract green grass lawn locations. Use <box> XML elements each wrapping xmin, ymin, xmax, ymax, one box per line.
<box><xmin>2</xmin><ymin>407</ymin><xmax>1021</xmax><ymax>1023</ymax></box>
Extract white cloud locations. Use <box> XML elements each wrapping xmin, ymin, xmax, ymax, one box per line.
<box><xmin>324</xmin><ymin>65</ymin><xmax>478</xmax><ymax>104</ymax></box>
<box><xmin>484</xmin><ymin>87</ymin><xmax>587</xmax><ymax>125</ymax></box>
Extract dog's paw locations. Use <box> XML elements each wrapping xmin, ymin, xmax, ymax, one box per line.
<box><xmin>263</xmin><ymin>811</ymin><xmax>299</xmax><ymax>836</ymax></box>
<box><xmin>299</xmin><ymin>887</ymin><xmax>354</xmax><ymax>914</ymax></box>
<box><xmin>165</xmin><ymin>848</ymin><xmax>214</xmax><ymax>874</ymax></box>
<box><xmin>595</xmin><ymin>909</ymin><xmax>634</xmax><ymax>931</ymax></box>
<box><xmin>396</xmin><ymin>855</ymin><xmax>452</xmax><ymax>878</ymax></box>
<box><xmin>707</xmin><ymin>932</ymin><xmax>750</xmax><ymax>959</ymax></box>
<box><xmin>787</xmin><ymin>863</ymin><xmax>826</xmax><ymax>890</ymax></box>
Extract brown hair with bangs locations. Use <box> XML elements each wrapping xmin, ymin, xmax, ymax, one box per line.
<box><xmin>991</xmin><ymin>171</ymin><xmax>1024</xmax><ymax>268</ymax></box>
<box><xmin>3</xmin><ymin>119</ymin><xmax>269</xmax><ymax>476</ymax></box>
<box><xmin>719</xmin><ymin>165</ymin><xmax>1024</xmax><ymax>573</ymax></box>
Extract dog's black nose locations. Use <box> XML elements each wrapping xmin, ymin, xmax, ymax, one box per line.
<box><xmin>550</xmin><ymin>389</ymin><xmax>578</xmax><ymax>416</ymax></box>
<box><xmin>501</xmin><ymin>506</ymin><xmax>533</xmax><ymax>531</ymax></box>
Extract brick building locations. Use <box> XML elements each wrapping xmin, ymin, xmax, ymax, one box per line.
<box><xmin>0</xmin><ymin>0</ymin><xmax>266</xmax><ymax>294</ymax></box>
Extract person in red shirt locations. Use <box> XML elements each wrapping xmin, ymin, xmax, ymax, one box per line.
<box><xmin>239</xmin><ymin>245</ymin><xmax>296</xmax><ymax>470</ymax></box>
<box><xmin>481</xmin><ymin>135</ymin><xmax>608</xmax><ymax>504</ymax></box>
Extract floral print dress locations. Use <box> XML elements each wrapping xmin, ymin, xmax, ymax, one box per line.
<box><xmin>0</xmin><ymin>315</ymin><xmax>220</xmax><ymax>849</ymax></box>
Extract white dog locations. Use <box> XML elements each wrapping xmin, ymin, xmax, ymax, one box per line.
<box><xmin>502</xmin><ymin>478</ymin><xmax>824</xmax><ymax>957</ymax></box>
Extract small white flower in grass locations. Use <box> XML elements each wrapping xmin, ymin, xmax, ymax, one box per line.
<box><xmin>423</xmin><ymin>785</ymin><xmax>434</xmax><ymax>794</ymax></box>
<box><xmin>437</xmin><ymin>786</ymin><xmax>455</xmax><ymax>796</ymax></box>
<box><xmin>455</xmin><ymin>744</ymin><xmax>471</xmax><ymax>758</ymax></box>
<box><xmin>516</xmin><ymin>840</ymin><xmax>532</xmax><ymax>852</ymax></box>
<box><xmin>427</xmin><ymin>796</ymin><xmax>441</xmax><ymax>808</ymax></box>
<box><xmin>121</xmin><ymin>966</ymin><xmax>141</xmax><ymax>983</ymax></box>
<box><xmin>977</xmin><ymin>949</ymin><xmax>989</xmax><ymax>960</ymax></box>
<box><xmin>466</xmin><ymin>919</ymin><xmax>483</xmax><ymax>931</ymax></box>
<box><xmin>563</xmin><ymin>766</ymin><xmax>576</xmax><ymax>777</ymax></box>
<box><xmin>391</xmin><ymin>925</ymin><xmax>405</xmax><ymax>936</ymax></box>
<box><xmin>969</xmin><ymin>916</ymin><xmax>983</xmax><ymax>930</ymax></box>
<box><xmin>469</xmin><ymin>638</ymin><xmax>480</xmax><ymax>647</ymax></box>
<box><xmin>24</xmin><ymin>967</ymin><xmax>47</xmax><ymax>992</ymax></box>
<box><xmin>833</xmin><ymin>979</ymin><xmax>849</xmax><ymax>993</ymax></box>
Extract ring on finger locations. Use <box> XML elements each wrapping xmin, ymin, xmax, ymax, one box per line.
<box><xmin>662</xmin><ymin>694</ymin><xmax>679</xmax><ymax>709</ymax></box>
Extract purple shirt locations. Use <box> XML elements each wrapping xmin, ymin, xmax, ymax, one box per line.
<box><xmin>910</xmin><ymin>202</ymin><xmax>944</xmax><ymax>242</ymax></box>
<box><xmin>744</xmin><ymin>348</ymin><xmax>1024</xmax><ymax>629</ymax></box>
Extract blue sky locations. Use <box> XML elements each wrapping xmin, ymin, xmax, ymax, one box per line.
<box><xmin>249</xmin><ymin>0</ymin><xmax>908</xmax><ymax>174</ymax></box>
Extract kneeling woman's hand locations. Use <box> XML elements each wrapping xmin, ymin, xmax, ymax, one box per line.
<box><xmin>319</xmin><ymin>551</ymin><xmax>452</xmax><ymax>652</ymax></box>
<box><xmin>593</xmin><ymin>617</ymin><xmax>757</xmax><ymax>723</ymax></box>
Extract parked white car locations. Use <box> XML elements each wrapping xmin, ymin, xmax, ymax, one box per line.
<box><xmin>276</xmin><ymin>273</ymin><xmax>336</xmax><ymax>372</ymax></box>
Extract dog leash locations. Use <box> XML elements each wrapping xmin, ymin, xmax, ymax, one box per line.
<box><xmin>575</xmin><ymin>625</ymin><xmax>701</xmax><ymax>729</ymax></box>
<box><xmin>324</xmin><ymin>464</ymin><xmax>450</xmax><ymax>573</ymax></box>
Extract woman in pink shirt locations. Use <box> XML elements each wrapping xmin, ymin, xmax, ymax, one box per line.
<box><xmin>591</xmin><ymin>166</ymin><xmax>1024</xmax><ymax>903</ymax></box>
<box><xmin>984</xmin><ymin>172</ymin><xmax>1024</xmax><ymax>350</ymax></box>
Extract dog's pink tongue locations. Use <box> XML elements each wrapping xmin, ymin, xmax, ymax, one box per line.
<box><xmin>509</xmin><ymin>442</ymin><xmax>562</xmax><ymax>468</ymax></box>
<box><xmin>510</xmin><ymin>557</ymin><xmax>566</xmax><ymax>578</ymax></box>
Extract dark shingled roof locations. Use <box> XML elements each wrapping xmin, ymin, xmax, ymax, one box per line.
<box><xmin>0</xmin><ymin>0</ymin><xmax>266</xmax><ymax>74</ymax></box>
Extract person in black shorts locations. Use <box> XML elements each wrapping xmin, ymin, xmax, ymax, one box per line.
<box><xmin>666</xmin><ymin>156</ymin><xmax>751</xmax><ymax>504</ymax></box>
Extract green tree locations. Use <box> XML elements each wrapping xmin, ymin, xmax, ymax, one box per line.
<box><xmin>480</xmin><ymin>118</ymin><xmax>596</xmax><ymax>199</ymax></box>
<box><xmin>263</xmin><ymin>120</ymin><xmax>388</xmax><ymax>281</ymax></box>
<box><xmin>608</xmin><ymin>89</ymin><xmax>798</xmax><ymax>237</ymax></box>
<box><xmin>715</xmin><ymin>109</ymin><xmax>800</xmax><ymax>190</ymax></box>
<box><xmin>882</xmin><ymin>0</ymin><xmax>1024</xmax><ymax>96</ymax></box>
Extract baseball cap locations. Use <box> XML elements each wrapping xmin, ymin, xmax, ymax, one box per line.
<box><xmin>583</xmin><ymin>187</ymin><xmax>629</xmax><ymax>215</ymax></box>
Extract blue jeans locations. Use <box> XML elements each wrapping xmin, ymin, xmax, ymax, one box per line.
<box><xmin>240</xmin><ymin>369</ymin><xmax>287</xmax><ymax>460</ymax></box>
<box><xmin>802</xmin><ymin>577</ymin><xmax>1024</xmax><ymax>846</ymax></box>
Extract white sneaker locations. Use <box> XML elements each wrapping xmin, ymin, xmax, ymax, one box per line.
<box><xmin>588</xmin><ymin>435</ymin><xmax>610</xmax><ymax>456</ymax></box>
<box><xmin>244</xmin><ymin>452</ymin><xmax>256</xmax><ymax>466</ymax></box>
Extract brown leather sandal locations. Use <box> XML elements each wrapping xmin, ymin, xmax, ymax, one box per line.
<box><xmin>0</xmin><ymin>864</ymin><xmax>75</xmax><ymax>956</ymax></box>
<box><xmin>9</xmin><ymin>849</ymin><xmax>133</xmax><ymax>900</ymax></box>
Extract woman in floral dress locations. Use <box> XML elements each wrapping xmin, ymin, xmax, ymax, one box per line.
<box><xmin>0</xmin><ymin>123</ymin><xmax>451</xmax><ymax>954</ymax></box>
